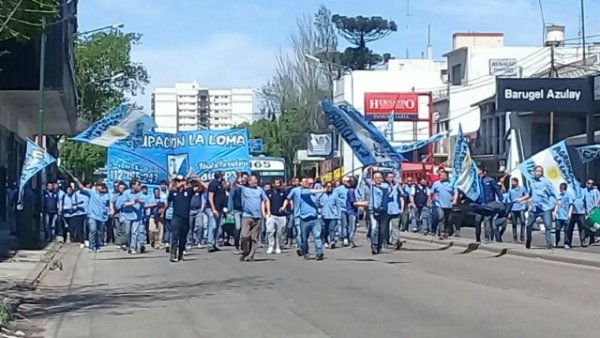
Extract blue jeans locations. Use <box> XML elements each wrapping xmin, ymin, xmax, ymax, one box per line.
<box><xmin>339</xmin><ymin>212</ymin><xmax>348</xmax><ymax>240</ymax></box>
<box><xmin>346</xmin><ymin>213</ymin><xmax>357</xmax><ymax>242</ymax></box>
<box><xmin>300</xmin><ymin>218</ymin><xmax>323</xmax><ymax>255</ymax></box>
<box><xmin>188</xmin><ymin>210</ymin><xmax>204</xmax><ymax>246</ymax></box>
<box><xmin>323</xmin><ymin>218</ymin><xmax>337</xmax><ymax>244</ymax></box>
<box><xmin>137</xmin><ymin>218</ymin><xmax>147</xmax><ymax>248</ymax></box>
<box><xmin>163</xmin><ymin>219</ymin><xmax>172</xmax><ymax>244</ymax></box>
<box><xmin>294</xmin><ymin>217</ymin><xmax>302</xmax><ymax>248</ymax></box>
<box><xmin>87</xmin><ymin>218</ymin><xmax>104</xmax><ymax>251</ymax></box>
<box><xmin>44</xmin><ymin>213</ymin><xmax>58</xmax><ymax>241</ymax></box>
<box><xmin>205</xmin><ymin>210</ymin><xmax>222</xmax><ymax>247</ymax></box>
<box><xmin>511</xmin><ymin>210</ymin><xmax>526</xmax><ymax>241</ymax></box>
<box><xmin>555</xmin><ymin>219</ymin><xmax>569</xmax><ymax>246</ymax></box>
<box><xmin>125</xmin><ymin>220</ymin><xmax>142</xmax><ymax>252</ymax></box>
<box><xmin>415</xmin><ymin>207</ymin><xmax>430</xmax><ymax>234</ymax></box>
<box><xmin>526</xmin><ymin>209</ymin><xmax>552</xmax><ymax>246</ymax></box>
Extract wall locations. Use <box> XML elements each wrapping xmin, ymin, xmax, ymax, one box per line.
<box><xmin>153</xmin><ymin>91</ymin><xmax>178</xmax><ymax>134</ymax></box>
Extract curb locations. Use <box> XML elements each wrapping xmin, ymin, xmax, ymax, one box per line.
<box><xmin>22</xmin><ymin>241</ymin><xmax>62</xmax><ymax>287</ymax></box>
<box><xmin>400</xmin><ymin>233</ymin><xmax>600</xmax><ymax>268</ymax></box>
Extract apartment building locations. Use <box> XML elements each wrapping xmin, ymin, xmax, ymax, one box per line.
<box><xmin>152</xmin><ymin>81</ymin><xmax>210</xmax><ymax>133</ymax></box>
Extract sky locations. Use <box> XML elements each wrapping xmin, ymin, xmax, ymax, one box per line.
<box><xmin>78</xmin><ymin>0</ymin><xmax>600</xmax><ymax>111</ymax></box>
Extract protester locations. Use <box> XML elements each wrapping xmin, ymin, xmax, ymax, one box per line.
<box><xmin>75</xmin><ymin>184</ymin><xmax>90</xmax><ymax>248</ymax></box>
<box><xmin>228</xmin><ymin>172</ymin><xmax>249</xmax><ymax>254</ymax></box>
<box><xmin>115</xmin><ymin>180</ymin><xmax>145</xmax><ymax>254</ymax></box>
<box><xmin>167</xmin><ymin>175</ymin><xmax>194</xmax><ymax>262</ymax></box>
<box><xmin>401</xmin><ymin>177</ymin><xmax>416</xmax><ymax>232</ymax></box>
<box><xmin>60</xmin><ymin>185</ymin><xmax>82</xmax><ymax>244</ymax></box>
<box><xmin>205</xmin><ymin>172</ymin><xmax>226</xmax><ymax>253</ymax></box>
<box><xmin>583</xmin><ymin>178</ymin><xmax>600</xmax><ymax>245</ymax></box>
<box><xmin>233</xmin><ymin>173</ymin><xmax>269</xmax><ymax>262</ymax></box>
<box><xmin>508</xmin><ymin>177</ymin><xmax>528</xmax><ymax>243</ymax></box>
<box><xmin>43</xmin><ymin>182</ymin><xmax>60</xmax><ymax>242</ymax></box>
<box><xmin>335</xmin><ymin>177</ymin><xmax>350</xmax><ymax>246</ymax></box>
<box><xmin>411</xmin><ymin>177</ymin><xmax>431</xmax><ymax>235</ymax></box>
<box><xmin>554</xmin><ymin>182</ymin><xmax>573</xmax><ymax>248</ymax></box>
<box><xmin>74</xmin><ymin>178</ymin><xmax>112</xmax><ymax>253</ymax></box>
<box><xmin>265</xmin><ymin>179</ymin><xmax>287</xmax><ymax>254</ymax></box>
<box><xmin>431</xmin><ymin>169</ymin><xmax>458</xmax><ymax>240</ymax></box>
<box><xmin>318</xmin><ymin>181</ymin><xmax>340</xmax><ymax>249</ymax></box>
<box><xmin>146</xmin><ymin>187</ymin><xmax>166</xmax><ymax>249</ymax></box>
<box><xmin>345</xmin><ymin>178</ymin><xmax>359</xmax><ymax>248</ymax></box>
<box><xmin>362</xmin><ymin>167</ymin><xmax>391</xmax><ymax>255</ymax></box>
<box><xmin>476</xmin><ymin>166</ymin><xmax>503</xmax><ymax>243</ymax></box>
<box><xmin>187</xmin><ymin>181</ymin><xmax>205</xmax><ymax>250</ymax></box>
<box><xmin>384</xmin><ymin>172</ymin><xmax>404</xmax><ymax>250</ymax></box>
<box><xmin>516</xmin><ymin>166</ymin><xmax>555</xmax><ymax>249</ymax></box>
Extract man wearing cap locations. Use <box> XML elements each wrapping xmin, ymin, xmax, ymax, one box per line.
<box><xmin>167</xmin><ymin>175</ymin><xmax>194</xmax><ymax>262</ymax></box>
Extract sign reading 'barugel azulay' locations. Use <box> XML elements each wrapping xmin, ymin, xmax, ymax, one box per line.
<box><xmin>496</xmin><ymin>78</ymin><xmax>593</xmax><ymax>113</ymax></box>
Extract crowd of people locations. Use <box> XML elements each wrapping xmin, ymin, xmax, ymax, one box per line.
<box><xmin>30</xmin><ymin>164</ymin><xmax>600</xmax><ymax>263</ymax></box>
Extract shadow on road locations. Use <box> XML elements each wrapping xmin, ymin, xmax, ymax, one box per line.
<box><xmin>20</xmin><ymin>276</ymin><xmax>275</xmax><ymax>319</ymax></box>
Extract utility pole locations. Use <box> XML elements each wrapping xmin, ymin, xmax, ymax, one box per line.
<box><xmin>549</xmin><ymin>44</ymin><xmax>557</xmax><ymax>145</ymax></box>
<box><xmin>581</xmin><ymin>0</ymin><xmax>586</xmax><ymax>65</ymax></box>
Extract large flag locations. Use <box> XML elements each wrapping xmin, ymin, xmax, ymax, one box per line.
<box><xmin>322</xmin><ymin>99</ymin><xmax>405</xmax><ymax>166</ymax></box>
<box><xmin>451</xmin><ymin>125</ymin><xmax>480</xmax><ymax>201</ymax></box>
<box><xmin>391</xmin><ymin>130</ymin><xmax>450</xmax><ymax>154</ymax></box>
<box><xmin>517</xmin><ymin>140</ymin><xmax>578</xmax><ymax>194</ymax></box>
<box><xmin>17</xmin><ymin>139</ymin><xmax>57</xmax><ymax>205</ymax></box>
<box><xmin>576</xmin><ymin>144</ymin><xmax>600</xmax><ymax>164</ymax></box>
<box><xmin>71</xmin><ymin>104</ymin><xmax>156</xmax><ymax>147</ymax></box>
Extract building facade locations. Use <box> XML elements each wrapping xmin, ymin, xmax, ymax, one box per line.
<box><xmin>209</xmin><ymin>88</ymin><xmax>254</xmax><ymax>129</ymax></box>
<box><xmin>152</xmin><ymin>81</ymin><xmax>210</xmax><ymax>133</ymax></box>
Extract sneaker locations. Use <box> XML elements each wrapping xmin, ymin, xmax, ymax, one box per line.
<box><xmin>525</xmin><ymin>240</ymin><xmax>531</xmax><ymax>249</ymax></box>
<box><xmin>165</xmin><ymin>247</ymin><xmax>170</xmax><ymax>254</ymax></box>
<box><xmin>198</xmin><ymin>244</ymin><xmax>206</xmax><ymax>249</ymax></box>
<box><xmin>296</xmin><ymin>248</ymin><xmax>304</xmax><ymax>257</ymax></box>
<box><xmin>84</xmin><ymin>240</ymin><xmax>89</xmax><ymax>248</ymax></box>
<box><xmin>564</xmin><ymin>244</ymin><xmax>571</xmax><ymax>250</ymax></box>
<box><xmin>343</xmin><ymin>239</ymin><xmax>349</xmax><ymax>247</ymax></box>
<box><xmin>186</xmin><ymin>245</ymin><xmax>192</xmax><ymax>251</ymax></box>
<box><xmin>140</xmin><ymin>246</ymin><xmax>146</xmax><ymax>254</ymax></box>
<box><xmin>170</xmin><ymin>257</ymin><xmax>178</xmax><ymax>263</ymax></box>
<box><xmin>266</xmin><ymin>246</ymin><xmax>274</xmax><ymax>254</ymax></box>
<box><xmin>80</xmin><ymin>243</ymin><xmax>85</xmax><ymax>249</ymax></box>
<box><xmin>88</xmin><ymin>249</ymin><xmax>95</xmax><ymax>254</ymax></box>
<box><xmin>330</xmin><ymin>241</ymin><xmax>336</xmax><ymax>249</ymax></box>
<box><xmin>303</xmin><ymin>254</ymin><xmax>311</xmax><ymax>260</ymax></box>
<box><xmin>275</xmin><ymin>247</ymin><xmax>282</xmax><ymax>254</ymax></box>
<box><xmin>316</xmin><ymin>252</ymin><xmax>324</xmax><ymax>261</ymax></box>
<box><xmin>350</xmin><ymin>241</ymin><xmax>357</xmax><ymax>248</ymax></box>
<box><xmin>233</xmin><ymin>250</ymin><xmax>242</xmax><ymax>255</ymax></box>
<box><xmin>130</xmin><ymin>251</ymin><xmax>137</xmax><ymax>255</ymax></box>
<box><xmin>324</xmin><ymin>243</ymin><xmax>329</xmax><ymax>249</ymax></box>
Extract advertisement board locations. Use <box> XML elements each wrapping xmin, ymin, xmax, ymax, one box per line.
<box><xmin>363</xmin><ymin>92</ymin><xmax>419</xmax><ymax>121</ymax></box>
<box><xmin>496</xmin><ymin>78</ymin><xmax>593</xmax><ymax>113</ymax></box>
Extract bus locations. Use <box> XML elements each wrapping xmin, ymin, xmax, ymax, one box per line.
<box><xmin>250</xmin><ymin>156</ymin><xmax>286</xmax><ymax>184</ymax></box>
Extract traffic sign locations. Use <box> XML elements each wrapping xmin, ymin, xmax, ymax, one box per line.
<box><xmin>248</xmin><ymin>139</ymin><xmax>263</xmax><ymax>153</ymax></box>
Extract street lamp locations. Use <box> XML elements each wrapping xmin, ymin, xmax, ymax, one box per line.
<box><xmin>78</xmin><ymin>72</ymin><xmax>125</xmax><ymax>115</ymax></box>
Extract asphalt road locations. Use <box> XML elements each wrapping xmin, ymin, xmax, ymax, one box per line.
<box><xmin>25</xmin><ymin>236</ymin><xmax>600</xmax><ymax>338</ymax></box>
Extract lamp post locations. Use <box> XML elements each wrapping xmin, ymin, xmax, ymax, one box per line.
<box><xmin>78</xmin><ymin>72</ymin><xmax>125</xmax><ymax>115</ymax></box>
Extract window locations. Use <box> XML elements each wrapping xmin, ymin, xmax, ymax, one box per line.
<box><xmin>451</xmin><ymin>64</ymin><xmax>462</xmax><ymax>85</ymax></box>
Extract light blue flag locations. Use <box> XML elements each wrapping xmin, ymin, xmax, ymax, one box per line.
<box><xmin>322</xmin><ymin>99</ymin><xmax>405</xmax><ymax>166</ymax></box>
<box><xmin>391</xmin><ymin>130</ymin><xmax>450</xmax><ymax>154</ymax></box>
<box><xmin>17</xmin><ymin>139</ymin><xmax>57</xmax><ymax>205</ymax></box>
<box><xmin>451</xmin><ymin>125</ymin><xmax>480</xmax><ymax>202</ymax></box>
<box><xmin>576</xmin><ymin>144</ymin><xmax>600</xmax><ymax>164</ymax></box>
<box><xmin>518</xmin><ymin>140</ymin><xmax>578</xmax><ymax>194</ymax></box>
<box><xmin>72</xmin><ymin>104</ymin><xmax>156</xmax><ymax>148</ymax></box>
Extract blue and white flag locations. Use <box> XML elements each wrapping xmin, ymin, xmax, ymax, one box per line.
<box><xmin>391</xmin><ymin>130</ymin><xmax>450</xmax><ymax>154</ymax></box>
<box><xmin>322</xmin><ymin>99</ymin><xmax>404</xmax><ymax>166</ymax></box>
<box><xmin>518</xmin><ymin>140</ymin><xmax>578</xmax><ymax>194</ymax></box>
<box><xmin>72</xmin><ymin>104</ymin><xmax>156</xmax><ymax>147</ymax></box>
<box><xmin>17</xmin><ymin>139</ymin><xmax>57</xmax><ymax>205</ymax></box>
<box><xmin>451</xmin><ymin>125</ymin><xmax>480</xmax><ymax>201</ymax></box>
<box><xmin>576</xmin><ymin>144</ymin><xmax>600</xmax><ymax>164</ymax></box>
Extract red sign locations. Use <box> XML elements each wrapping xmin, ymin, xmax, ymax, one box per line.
<box><xmin>364</xmin><ymin>92</ymin><xmax>419</xmax><ymax>121</ymax></box>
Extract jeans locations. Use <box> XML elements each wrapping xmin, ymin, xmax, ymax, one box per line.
<box><xmin>478</xmin><ymin>215</ymin><xmax>496</xmax><ymax>243</ymax></box>
<box><xmin>415</xmin><ymin>207</ymin><xmax>430</xmax><ymax>234</ymax></box>
<box><xmin>44</xmin><ymin>213</ymin><xmax>58</xmax><ymax>241</ymax></box>
<box><xmin>566</xmin><ymin>214</ymin><xmax>586</xmax><ymax>248</ymax></box>
<box><xmin>435</xmin><ymin>208</ymin><xmax>452</xmax><ymax>238</ymax></box>
<box><xmin>339</xmin><ymin>212</ymin><xmax>348</xmax><ymax>240</ymax></box>
<box><xmin>346</xmin><ymin>213</ymin><xmax>357</xmax><ymax>242</ymax></box>
<box><xmin>116</xmin><ymin>218</ymin><xmax>128</xmax><ymax>246</ymax></box>
<box><xmin>300</xmin><ymin>217</ymin><xmax>322</xmax><ymax>255</ymax></box>
<box><xmin>205</xmin><ymin>210</ymin><xmax>222</xmax><ymax>247</ymax></box>
<box><xmin>526</xmin><ymin>209</ymin><xmax>552</xmax><ymax>246</ymax></box>
<box><xmin>369</xmin><ymin>212</ymin><xmax>387</xmax><ymax>252</ymax></box>
<box><xmin>266</xmin><ymin>215</ymin><xmax>286</xmax><ymax>249</ymax></box>
<box><xmin>187</xmin><ymin>209</ymin><xmax>204</xmax><ymax>246</ymax></box>
<box><xmin>555</xmin><ymin>219</ymin><xmax>569</xmax><ymax>247</ymax></box>
<box><xmin>402</xmin><ymin>208</ymin><xmax>413</xmax><ymax>231</ymax></box>
<box><xmin>322</xmin><ymin>218</ymin><xmax>337</xmax><ymax>244</ymax></box>
<box><xmin>511</xmin><ymin>210</ymin><xmax>526</xmax><ymax>241</ymax></box>
<box><xmin>88</xmin><ymin>218</ymin><xmax>104</xmax><ymax>251</ymax></box>
<box><xmin>294</xmin><ymin>216</ymin><xmax>302</xmax><ymax>248</ymax></box>
<box><xmin>495</xmin><ymin>217</ymin><xmax>507</xmax><ymax>242</ymax></box>
<box><xmin>137</xmin><ymin>218</ymin><xmax>147</xmax><ymax>249</ymax></box>
<box><xmin>233</xmin><ymin>210</ymin><xmax>243</xmax><ymax>249</ymax></box>
<box><xmin>164</xmin><ymin>219</ymin><xmax>172</xmax><ymax>244</ymax></box>
<box><xmin>124</xmin><ymin>220</ymin><xmax>142</xmax><ymax>253</ymax></box>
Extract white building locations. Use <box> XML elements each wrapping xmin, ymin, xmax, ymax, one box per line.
<box><xmin>209</xmin><ymin>88</ymin><xmax>254</xmax><ymax>129</ymax></box>
<box><xmin>152</xmin><ymin>81</ymin><xmax>210</xmax><ymax>134</ymax></box>
<box><xmin>333</xmin><ymin>58</ymin><xmax>448</xmax><ymax>175</ymax></box>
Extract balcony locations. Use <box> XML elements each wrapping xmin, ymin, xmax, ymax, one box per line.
<box><xmin>0</xmin><ymin>0</ymin><xmax>78</xmax><ymax>138</ymax></box>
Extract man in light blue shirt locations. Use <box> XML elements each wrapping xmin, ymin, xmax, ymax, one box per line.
<box><xmin>334</xmin><ymin>178</ymin><xmax>349</xmax><ymax>246</ymax></box>
<box><xmin>363</xmin><ymin>167</ymin><xmax>391</xmax><ymax>255</ymax></box>
<box><xmin>583</xmin><ymin>179</ymin><xmax>600</xmax><ymax>245</ymax></box>
<box><xmin>553</xmin><ymin>183</ymin><xmax>573</xmax><ymax>248</ymax></box>
<box><xmin>384</xmin><ymin>172</ymin><xmax>403</xmax><ymax>250</ymax></box>
<box><xmin>401</xmin><ymin>177</ymin><xmax>416</xmax><ymax>232</ymax></box>
<box><xmin>75</xmin><ymin>185</ymin><xmax>90</xmax><ymax>248</ymax></box>
<box><xmin>75</xmin><ymin>179</ymin><xmax>112</xmax><ymax>253</ymax></box>
<box><xmin>508</xmin><ymin>177</ymin><xmax>528</xmax><ymax>242</ymax></box>
<box><xmin>517</xmin><ymin>166</ymin><xmax>555</xmax><ymax>249</ymax></box>
<box><xmin>284</xmin><ymin>178</ymin><xmax>306</xmax><ymax>255</ymax></box>
<box><xmin>319</xmin><ymin>181</ymin><xmax>340</xmax><ymax>249</ymax></box>
<box><xmin>567</xmin><ymin>186</ymin><xmax>587</xmax><ymax>248</ymax></box>
<box><xmin>234</xmin><ymin>174</ymin><xmax>268</xmax><ymax>262</ymax></box>
<box><xmin>115</xmin><ymin>180</ymin><xmax>145</xmax><ymax>254</ymax></box>
<box><xmin>431</xmin><ymin>169</ymin><xmax>457</xmax><ymax>239</ymax></box>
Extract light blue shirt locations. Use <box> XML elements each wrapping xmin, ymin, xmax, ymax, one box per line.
<box><xmin>287</xmin><ymin>187</ymin><xmax>303</xmax><ymax>217</ymax></box>
<box><xmin>61</xmin><ymin>193</ymin><xmax>79</xmax><ymax>218</ymax></box>
<box><xmin>334</xmin><ymin>185</ymin><xmax>348</xmax><ymax>212</ymax></box>
<box><xmin>556</xmin><ymin>191</ymin><xmax>573</xmax><ymax>221</ymax></box>
<box><xmin>583</xmin><ymin>187</ymin><xmax>600</xmax><ymax>214</ymax></box>
<box><xmin>528</xmin><ymin>176</ymin><xmax>555</xmax><ymax>212</ymax></box>
<box><xmin>75</xmin><ymin>191</ymin><xmax>89</xmax><ymax>216</ymax></box>
<box><xmin>509</xmin><ymin>186</ymin><xmax>528</xmax><ymax>212</ymax></box>
<box><xmin>368</xmin><ymin>182</ymin><xmax>390</xmax><ymax>211</ymax></box>
<box><xmin>165</xmin><ymin>206</ymin><xmax>174</xmax><ymax>220</ymax></box>
<box><xmin>431</xmin><ymin>180</ymin><xmax>455</xmax><ymax>209</ymax></box>
<box><xmin>115</xmin><ymin>189</ymin><xmax>144</xmax><ymax>221</ymax></box>
<box><xmin>502</xmin><ymin>192</ymin><xmax>510</xmax><ymax>204</ymax></box>
<box><xmin>572</xmin><ymin>189</ymin><xmax>587</xmax><ymax>214</ymax></box>
<box><xmin>81</xmin><ymin>188</ymin><xmax>110</xmax><ymax>222</ymax></box>
<box><xmin>297</xmin><ymin>188</ymin><xmax>319</xmax><ymax>220</ymax></box>
<box><xmin>240</xmin><ymin>186</ymin><xmax>267</xmax><ymax>218</ymax></box>
<box><xmin>318</xmin><ymin>192</ymin><xmax>340</xmax><ymax>219</ymax></box>
<box><xmin>386</xmin><ymin>185</ymin><xmax>402</xmax><ymax>215</ymax></box>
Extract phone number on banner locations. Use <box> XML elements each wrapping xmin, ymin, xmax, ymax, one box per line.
<box><xmin>108</xmin><ymin>169</ymin><xmax>159</xmax><ymax>184</ymax></box>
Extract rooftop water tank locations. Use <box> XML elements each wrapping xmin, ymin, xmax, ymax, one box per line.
<box><xmin>545</xmin><ymin>25</ymin><xmax>565</xmax><ymax>47</ymax></box>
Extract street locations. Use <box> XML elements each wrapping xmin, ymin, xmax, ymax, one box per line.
<box><xmin>23</xmin><ymin>234</ymin><xmax>600</xmax><ymax>338</ymax></box>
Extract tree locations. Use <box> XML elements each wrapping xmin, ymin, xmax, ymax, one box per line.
<box><xmin>76</xmin><ymin>31</ymin><xmax>150</xmax><ymax>122</ymax></box>
<box><xmin>256</xmin><ymin>6</ymin><xmax>339</xmax><ymax>168</ymax></box>
<box><xmin>331</xmin><ymin>15</ymin><xmax>397</xmax><ymax>70</ymax></box>
<box><xmin>0</xmin><ymin>0</ymin><xmax>58</xmax><ymax>41</ymax></box>
<box><xmin>59</xmin><ymin>31</ymin><xmax>150</xmax><ymax>180</ymax></box>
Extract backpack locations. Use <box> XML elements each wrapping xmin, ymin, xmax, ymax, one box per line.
<box><xmin>414</xmin><ymin>186</ymin><xmax>428</xmax><ymax>208</ymax></box>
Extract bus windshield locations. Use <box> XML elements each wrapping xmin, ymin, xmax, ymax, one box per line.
<box><xmin>250</xmin><ymin>157</ymin><xmax>286</xmax><ymax>184</ymax></box>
